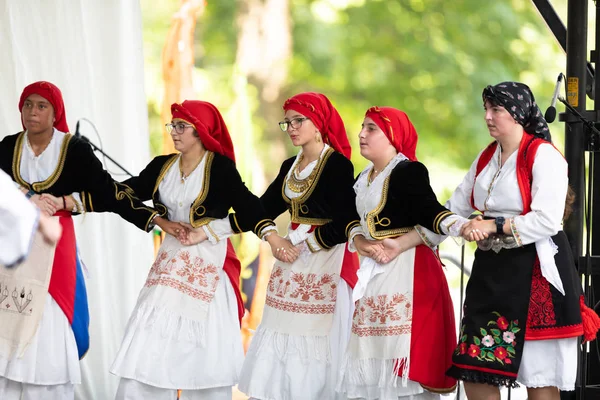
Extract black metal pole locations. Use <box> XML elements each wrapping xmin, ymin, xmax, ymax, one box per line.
<box><xmin>532</xmin><ymin>0</ymin><xmax>568</xmax><ymax>51</ymax></box>
<box><xmin>565</xmin><ymin>0</ymin><xmax>587</xmax><ymax>275</ymax></box>
<box><xmin>564</xmin><ymin>1</ymin><xmax>588</xmax><ymax>400</ymax></box>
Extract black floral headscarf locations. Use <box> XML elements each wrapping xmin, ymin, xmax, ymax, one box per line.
<box><xmin>482</xmin><ymin>81</ymin><xmax>551</xmax><ymax>141</ymax></box>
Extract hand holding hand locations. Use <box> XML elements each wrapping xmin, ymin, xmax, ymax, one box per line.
<box><xmin>460</xmin><ymin>215</ymin><xmax>491</xmax><ymax>242</ymax></box>
<box><xmin>31</xmin><ymin>194</ymin><xmax>58</xmax><ymax>216</ymax></box>
<box><xmin>353</xmin><ymin>235</ymin><xmax>385</xmax><ymax>259</ymax></box>
<box><xmin>176</xmin><ymin>222</ymin><xmax>208</xmax><ymax>246</ymax></box>
<box><xmin>155</xmin><ymin>216</ymin><xmax>185</xmax><ymax>239</ymax></box>
<box><xmin>39</xmin><ymin>193</ymin><xmax>65</xmax><ymax>210</ymax></box>
<box><xmin>377</xmin><ymin>237</ymin><xmax>408</xmax><ymax>264</ymax></box>
<box><xmin>266</xmin><ymin>234</ymin><xmax>300</xmax><ymax>263</ymax></box>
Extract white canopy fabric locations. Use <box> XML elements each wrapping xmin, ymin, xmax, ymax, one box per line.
<box><xmin>1</xmin><ymin>1</ymin><xmax>155</xmax><ymax>398</ymax></box>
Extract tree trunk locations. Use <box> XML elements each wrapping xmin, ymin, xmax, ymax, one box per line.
<box><xmin>161</xmin><ymin>0</ymin><xmax>205</xmax><ymax>154</ymax></box>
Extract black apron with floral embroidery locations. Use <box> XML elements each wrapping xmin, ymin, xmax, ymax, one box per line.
<box><xmin>447</xmin><ymin>232</ymin><xmax>582</xmax><ymax>387</ymax></box>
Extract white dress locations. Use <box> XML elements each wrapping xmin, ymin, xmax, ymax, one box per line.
<box><xmin>238</xmin><ymin>145</ymin><xmax>354</xmax><ymax>400</ymax></box>
<box><xmin>446</xmin><ymin>142</ymin><xmax>577</xmax><ymax>390</ymax></box>
<box><xmin>110</xmin><ymin>153</ymin><xmax>243</xmax><ymax>398</ymax></box>
<box><xmin>0</xmin><ymin>130</ymin><xmax>80</xmax><ymax>399</ymax></box>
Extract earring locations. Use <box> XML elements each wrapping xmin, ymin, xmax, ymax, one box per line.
<box><xmin>315</xmin><ymin>132</ymin><xmax>322</xmax><ymax>143</ymax></box>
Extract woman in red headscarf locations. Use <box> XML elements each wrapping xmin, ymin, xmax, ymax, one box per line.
<box><xmin>109</xmin><ymin>100</ymin><xmax>277</xmax><ymax>400</ymax></box>
<box><xmin>337</xmin><ymin>107</ymin><xmax>467</xmax><ymax>400</ymax></box>
<box><xmin>235</xmin><ymin>92</ymin><xmax>360</xmax><ymax>400</ymax></box>
<box><xmin>0</xmin><ymin>81</ymin><xmax>159</xmax><ymax>400</ymax></box>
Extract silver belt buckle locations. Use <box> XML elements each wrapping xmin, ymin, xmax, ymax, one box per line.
<box><xmin>477</xmin><ymin>234</ymin><xmax>517</xmax><ymax>253</ymax></box>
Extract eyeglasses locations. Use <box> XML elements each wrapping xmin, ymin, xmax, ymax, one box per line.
<box><xmin>165</xmin><ymin>122</ymin><xmax>194</xmax><ymax>134</ymax></box>
<box><xmin>278</xmin><ymin>117</ymin><xmax>309</xmax><ymax>132</ymax></box>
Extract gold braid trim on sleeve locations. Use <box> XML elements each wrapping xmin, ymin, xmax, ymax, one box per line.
<box><xmin>345</xmin><ymin>220</ymin><xmax>360</xmax><ymax>238</ymax></box>
<box><xmin>231</xmin><ymin>213</ymin><xmax>243</xmax><ymax>234</ymax></box>
<box><xmin>433</xmin><ymin>210</ymin><xmax>454</xmax><ymax>234</ymax></box>
<box><xmin>205</xmin><ymin>224</ymin><xmax>220</xmax><ymax>243</ymax></box>
<box><xmin>255</xmin><ymin>219</ymin><xmax>276</xmax><ymax>237</ymax></box>
<box><xmin>315</xmin><ymin>227</ymin><xmax>333</xmax><ymax>250</ymax></box>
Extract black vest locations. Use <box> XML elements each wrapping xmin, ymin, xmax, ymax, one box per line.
<box><xmin>258</xmin><ymin>147</ymin><xmax>360</xmax><ymax>249</ymax></box>
<box><xmin>362</xmin><ymin>160</ymin><xmax>453</xmax><ymax>239</ymax></box>
<box><xmin>0</xmin><ymin>132</ymin><xmax>157</xmax><ymax>231</ymax></box>
<box><xmin>120</xmin><ymin>151</ymin><xmax>273</xmax><ymax>236</ymax></box>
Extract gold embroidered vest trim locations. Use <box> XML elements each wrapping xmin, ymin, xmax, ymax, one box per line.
<box><xmin>12</xmin><ymin>132</ymin><xmax>72</xmax><ymax>192</ymax></box>
<box><xmin>366</xmin><ymin>175</ymin><xmax>414</xmax><ymax>239</ymax></box>
<box><xmin>282</xmin><ymin>147</ymin><xmax>334</xmax><ymax>225</ymax></box>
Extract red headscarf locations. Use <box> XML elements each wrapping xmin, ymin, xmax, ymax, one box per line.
<box><xmin>365</xmin><ymin>106</ymin><xmax>418</xmax><ymax>161</ymax></box>
<box><xmin>18</xmin><ymin>81</ymin><xmax>70</xmax><ymax>133</ymax></box>
<box><xmin>283</xmin><ymin>92</ymin><xmax>351</xmax><ymax>159</ymax></box>
<box><xmin>171</xmin><ymin>100</ymin><xmax>236</xmax><ymax>162</ymax></box>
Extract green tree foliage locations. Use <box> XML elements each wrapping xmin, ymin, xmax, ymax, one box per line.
<box><xmin>286</xmin><ymin>0</ymin><xmax>565</xmax><ymax>169</ymax></box>
<box><xmin>141</xmin><ymin>0</ymin><xmax>565</xmax><ymax>174</ymax></box>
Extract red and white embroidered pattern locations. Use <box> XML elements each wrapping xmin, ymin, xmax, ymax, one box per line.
<box><xmin>146</xmin><ymin>250</ymin><xmax>220</xmax><ymax>303</ymax></box>
<box><xmin>265</xmin><ymin>265</ymin><xmax>339</xmax><ymax>315</ymax></box>
<box><xmin>527</xmin><ymin>261</ymin><xmax>556</xmax><ymax>328</ymax></box>
<box><xmin>352</xmin><ymin>292</ymin><xmax>412</xmax><ymax>337</ymax></box>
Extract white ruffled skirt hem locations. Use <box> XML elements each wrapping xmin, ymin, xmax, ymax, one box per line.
<box><xmin>516</xmin><ymin>336</ymin><xmax>578</xmax><ymax>391</ymax></box>
<box><xmin>239</xmin><ymin>280</ymin><xmax>352</xmax><ymax>400</ymax></box>
<box><xmin>110</xmin><ymin>269</ymin><xmax>243</xmax><ymax>390</ymax></box>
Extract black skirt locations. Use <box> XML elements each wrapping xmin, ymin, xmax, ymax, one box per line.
<box><xmin>447</xmin><ymin>231</ymin><xmax>582</xmax><ymax>387</ymax></box>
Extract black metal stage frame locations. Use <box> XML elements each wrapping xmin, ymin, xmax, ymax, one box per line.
<box><xmin>532</xmin><ymin>1</ymin><xmax>600</xmax><ymax>399</ymax></box>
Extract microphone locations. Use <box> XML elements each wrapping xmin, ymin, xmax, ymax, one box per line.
<box><xmin>545</xmin><ymin>73</ymin><xmax>564</xmax><ymax>123</ymax></box>
<box><xmin>74</xmin><ymin>120</ymin><xmax>89</xmax><ymax>142</ymax></box>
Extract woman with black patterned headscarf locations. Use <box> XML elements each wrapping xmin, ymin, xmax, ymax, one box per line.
<box><xmin>442</xmin><ymin>81</ymin><xmax>600</xmax><ymax>399</ymax></box>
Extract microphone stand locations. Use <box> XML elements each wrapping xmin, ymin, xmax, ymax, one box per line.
<box><xmin>76</xmin><ymin>133</ymin><xmax>134</xmax><ymax>178</ymax></box>
<box><xmin>558</xmin><ymin>96</ymin><xmax>600</xmax><ymax>150</ymax></box>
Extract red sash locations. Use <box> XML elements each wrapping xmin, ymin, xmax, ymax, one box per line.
<box><xmin>407</xmin><ymin>244</ymin><xmax>457</xmax><ymax>392</ymax></box>
<box><xmin>223</xmin><ymin>238</ymin><xmax>244</xmax><ymax>325</ymax></box>
<box><xmin>49</xmin><ymin>210</ymin><xmax>89</xmax><ymax>358</ymax></box>
<box><xmin>48</xmin><ymin>211</ymin><xmax>78</xmax><ymax>323</ymax></box>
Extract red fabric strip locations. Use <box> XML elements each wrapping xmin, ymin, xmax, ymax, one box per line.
<box><xmin>407</xmin><ymin>244</ymin><xmax>457</xmax><ymax>391</ymax></box>
<box><xmin>222</xmin><ymin>239</ymin><xmax>244</xmax><ymax>325</ymax></box>
<box><xmin>48</xmin><ymin>211</ymin><xmax>77</xmax><ymax>323</ymax></box>
<box><xmin>452</xmin><ymin>362</ymin><xmax>518</xmax><ymax>378</ymax></box>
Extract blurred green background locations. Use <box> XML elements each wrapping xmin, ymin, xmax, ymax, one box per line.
<box><xmin>140</xmin><ymin>0</ymin><xmax>576</xmax><ymax>193</ymax></box>
<box><xmin>141</xmin><ymin>0</ymin><xmax>585</xmax><ymax>283</ymax></box>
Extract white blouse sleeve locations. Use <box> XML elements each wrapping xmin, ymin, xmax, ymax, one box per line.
<box><xmin>445</xmin><ymin>151</ymin><xmax>481</xmax><ymax>218</ymax></box>
<box><xmin>511</xmin><ymin>144</ymin><xmax>568</xmax><ymax>246</ymax></box>
<box><xmin>306</xmin><ymin>232</ymin><xmax>324</xmax><ymax>253</ymax></box>
<box><xmin>347</xmin><ymin>225</ymin><xmax>365</xmax><ymax>253</ymax></box>
<box><xmin>419</xmin><ymin>213</ymin><xmax>471</xmax><ymax>247</ymax></box>
<box><xmin>70</xmin><ymin>193</ymin><xmax>83</xmax><ymax>212</ymax></box>
<box><xmin>414</xmin><ymin>225</ymin><xmax>444</xmax><ymax>249</ymax></box>
<box><xmin>0</xmin><ymin>171</ymin><xmax>39</xmax><ymax>266</ymax></box>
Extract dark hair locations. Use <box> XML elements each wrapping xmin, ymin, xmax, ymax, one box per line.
<box><xmin>483</xmin><ymin>96</ymin><xmax>502</xmax><ymax>108</ymax></box>
<box><xmin>564</xmin><ymin>185</ymin><xmax>575</xmax><ymax>221</ymax></box>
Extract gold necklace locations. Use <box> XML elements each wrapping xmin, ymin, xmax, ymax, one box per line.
<box><xmin>179</xmin><ymin>153</ymin><xmax>204</xmax><ymax>184</ymax></box>
<box><xmin>287</xmin><ymin>153</ymin><xmax>319</xmax><ymax>193</ymax></box>
<box><xmin>367</xmin><ymin>167</ymin><xmax>380</xmax><ymax>185</ymax></box>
